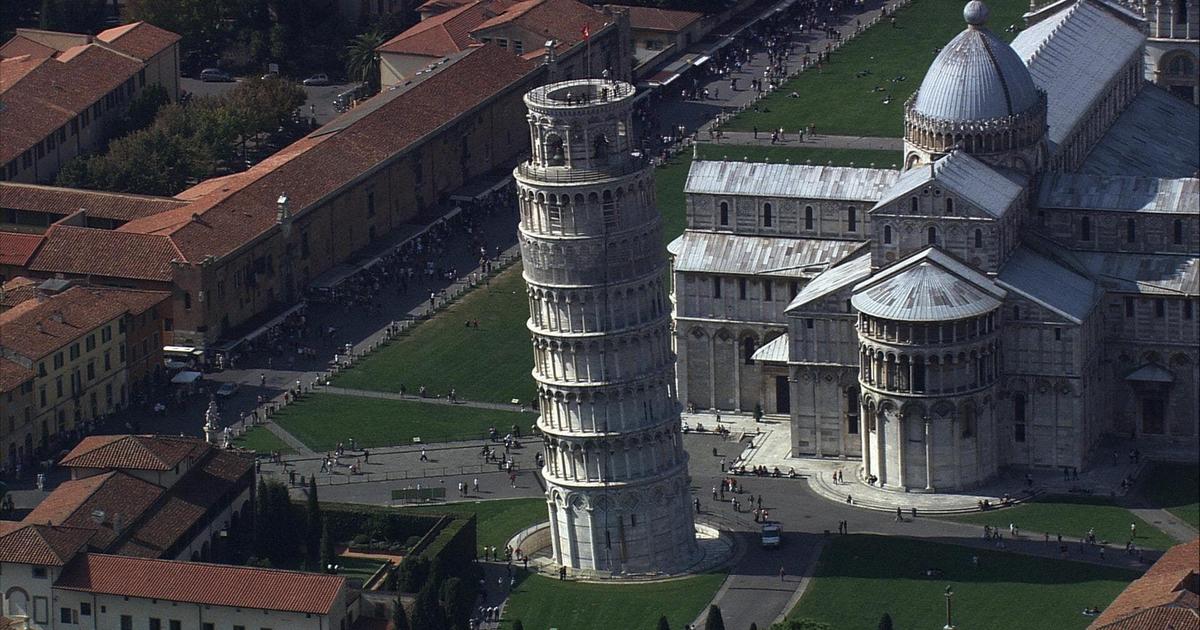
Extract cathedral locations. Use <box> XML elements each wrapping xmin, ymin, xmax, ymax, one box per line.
<box><xmin>671</xmin><ymin>0</ymin><xmax>1199</xmax><ymax>491</ymax></box>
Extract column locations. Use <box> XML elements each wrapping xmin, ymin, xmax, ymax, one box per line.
<box><xmin>548</xmin><ymin>502</ymin><xmax>563</xmax><ymax>564</ymax></box>
<box><xmin>676</xmin><ymin>331</ymin><xmax>689</xmax><ymax>408</ymax></box>
<box><xmin>708</xmin><ymin>334</ymin><xmax>717</xmax><ymax>409</ymax></box>
<box><xmin>733</xmin><ymin>336</ymin><xmax>742</xmax><ymax>412</ymax></box>
<box><xmin>924</xmin><ymin>417</ymin><xmax>934</xmax><ymax>491</ymax></box>
<box><xmin>896</xmin><ymin>411</ymin><xmax>905</xmax><ymax>490</ymax></box>
<box><xmin>861</xmin><ymin>401</ymin><xmax>872</xmax><ymax>478</ymax></box>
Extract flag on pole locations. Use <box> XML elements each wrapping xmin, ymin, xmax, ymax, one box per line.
<box><xmin>581</xmin><ymin>24</ymin><xmax>590</xmax><ymax>40</ymax></box>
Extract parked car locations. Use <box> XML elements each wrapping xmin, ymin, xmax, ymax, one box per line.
<box><xmin>761</xmin><ymin>523</ymin><xmax>781</xmax><ymax>548</ymax></box>
<box><xmin>260</xmin><ymin>71</ymin><xmax>280</xmax><ymax>80</ymax></box>
<box><xmin>200</xmin><ymin>68</ymin><xmax>233</xmax><ymax>82</ymax></box>
<box><xmin>215</xmin><ymin>382</ymin><xmax>240</xmax><ymax>397</ymax></box>
<box><xmin>302</xmin><ymin>73</ymin><xmax>330</xmax><ymax>86</ymax></box>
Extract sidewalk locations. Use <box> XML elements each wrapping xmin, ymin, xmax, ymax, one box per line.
<box><xmin>699</xmin><ymin>131</ymin><xmax>903</xmax><ymax>153</ymax></box>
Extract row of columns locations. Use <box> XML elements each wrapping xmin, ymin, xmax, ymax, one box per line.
<box><xmin>543</xmin><ymin>431</ymin><xmax>684</xmax><ymax>484</ymax></box>
<box><xmin>859</xmin><ymin>343</ymin><xmax>1000</xmax><ymax>395</ymax></box>
<box><xmin>528</xmin><ymin>280</ymin><xmax>666</xmax><ymax>334</ymax></box>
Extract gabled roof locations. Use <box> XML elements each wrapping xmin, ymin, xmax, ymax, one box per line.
<box><xmin>472</xmin><ymin>0</ymin><xmax>611</xmax><ymax>47</ymax></box>
<box><xmin>1011</xmin><ymin>0</ymin><xmax>1145</xmax><ymax>148</ymax></box>
<box><xmin>686</xmin><ymin>160</ymin><xmax>899</xmax><ymax>201</ymax></box>
<box><xmin>996</xmin><ymin>246</ymin><xmax>1098</xmax><ymax>323</ymax></box>
<box><xmin>750</xmin><ymin>333</ymin><xmax>789</xmax><ymax>363</ymax></box>
<box><xmin>0</xmin><ymin>277</ymin><xmax>39</xmax><ymax>311</ymax></box>
<box><xmin>872</xmin><ymin>150</ymin><xmax>1025</xmax><ymax>217</ymax></box>
<box><xmin>0</xmin><ymin>358</ymin><xmax>34</xmax><ymax>393</ymax></box>
<box><xmin>0</xmin><ymin>286</ymin><xmax>169</xmax><ymax>360</ymax></box>
<box><xmin>56</xmin><ymin>554</ymin><xmax>346</xmax><ymax>615</ymax></box>
<box><xmin>1089</xmin><ymin>538</ymin><xmax>1199</xmax><ymax>629</ymax></box>
<box><xmin>1080</xmin><ymin>85</ymin><xmax>1200</xmax><ymax>179</ymax></box>
<box><xmin>27</xmin><ymin>224</ymin><xmax>183</xmax><ymax>281</ymax></box>
<box><xmin>1075</xmin><ymin>251</ymin><xmax>1199</xmax><ymax>296</ymax></box>
<box><xmin>1039</xmin><ymin>173</ymin><xmax>1199</xmax><ymax>215</ymax></box>
<box><xmin>669</xmin><ymin>232</ymin><xmax>863</xmax><ymax>278</ymax></box>
<box><xmin>611</xmin><ymin>5</ymin><xmax>703</xmax><ymax>32</ymax></box>
<box><xmin>852</xmin><ymin>247</ymin><xmax>1006</xmax><ymax>321</ymax></box>
<box><xmin>0</xmin><ymin>182</ymin><xmax>187</xmax><ymax>223</ymax></box>
<box><xmin>0</xmin><ymin>231</ymin><xmax>44</xmax><ymax>268</ymax></box>
<box><xmin>788</xmin><ymin>252</ymin><xmax>872</xmax><ymax>312</ymax></box>
<box><xmin>23</xmin><ymin>471</ymin><xmax>165</xmax><ymax>550</ymax></box>
<box><xmin>59</xmin><ymin>435</ymin><xmax>207</xmax><ymax>472</ymax></box>
<box><xmin>0</xmin><ymin>521</ymin><xmax>94</xmax><ymax>566</ymax></box>
<box><xmin>94</xmin><ymin>21</ymin><xmax>180</xmax><ymax>61</ymax></box>
<box><xmin>376</xmin><ymin>0</ymin><xmax>505</xmax><ymax>56</ymax></box>
<box><xmin>1125</xmin><ymin>363</ymin><xmax>1174</xmax><ymax>383</ymax></box>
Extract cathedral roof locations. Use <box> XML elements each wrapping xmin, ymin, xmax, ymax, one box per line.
<box><xmin>872</xmin><ymin>150</ymin><xmax>1026</xmax><ymax>217</ymax></box>
<box><xmin>1039</xmin><ymin>173</ymin><xmax>1200</xmax><ymax>215</ymax></box>
<box><xmin>685</xmin><ymin>160</ymin><xmax>899</xmax><ymax>201</ymax></box>
<box><xmin>996</xmin><ymin>246</ymin><xmax>1099</xmax><ymax>323</ymax></box>
<box><xmin>750</xmin><ymin>334</ymin><xmax>789</xmax><ymax>363</ymax></box>
<box><xmin>852</xmin><ymin>248</ymin><xmax>1006</xmax><ymax>322</ymax></box>
<box><xmin>787</xmin><ymin>253</ymin><xmax>872</xmax><ymax>312</ymax></box>
<box><xmin>1079</xmin><ymin>85</ymin><xmax>1200</xmax><ymax>179</ymax></box>
<box><xmin>669</xmin><ymin>232</ymin><xmax>863</xmax><ymax>278</ymax></box>
<box><xmin>911</xmin><ymin>1</ymin><xmax>1041</xmax><ymax>122</ymax></box>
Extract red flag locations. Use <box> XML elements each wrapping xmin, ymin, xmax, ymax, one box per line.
<box><xmin>581</xmin><ymin>24</ymin><xmax>590</xmax><ymax>40</ymax></box>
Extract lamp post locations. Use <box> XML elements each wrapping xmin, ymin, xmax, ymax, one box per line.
<box><xmin>943</xmin><ymin>585</ymin><xmax>956</xmax><ymax>630</ymax></box>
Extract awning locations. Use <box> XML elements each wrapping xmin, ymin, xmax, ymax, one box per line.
<box><xmin>692</xmin><ymin>55</ymin><xmax>711</xmax><ymax>66</ymax></box>
<box><xmin>1125</xmin><ymin>363</ymin><xmax>1174</xmax><ymax>383</ymax></box>
<box><xmin>449</xmin><ymin>173</ymin><xmax>513</xmax><ymax>202</ymax></box>
<box><xmin>163</xmin><ymin>346</ymin><xmax>203</xmax><ymax>357</ymax></box>
<box><xmin>171</xmin><ymin>371</ymin><xmax>202</xmax><ymax>384</ymax></box>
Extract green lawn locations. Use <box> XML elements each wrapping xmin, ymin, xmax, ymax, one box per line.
<box><xmin>727</xmin><ymin>0</ymin><xmax>1029</xmax><ymax>137</ymax></box>
<box><xmin>398</xmin><ymin>498</ymin><xmax>547</xmax><ymax>552</ymax></box>
<box><xmin>332</xmin><ymin>264</ymin><xmax>535</xmax><ymax>404</ymax></box>
<box><xmin>336</xmin><ymin>554</ymin><xmax>388</xmax><ymax>583</ymax></box>
<box><xmin>272</xmin><ymin>394</ymin><xmax>531</xmax><ymax>450</ymax></box>
<box><xmin>655</xmin><ymin>145</ymin><xmax>899</xmax><ymax>245</ymax></box>
<box><xmin>232</xmin><ymin>425</ymin><xmax>294</xmax><ymax>454</ymax></box>
<box><xmin>503</xmin><ymin>571</ymin><xmax>726</xmax><ymax>630</ymax></box>
<box><xmin>1141</xmin><ymin>463</ymin><xmax>1200</xmax><ymax>528</ymax></box>
<box><xmin>787</xmin><ymin>535</ymin><xmax>1138</xmax><ymax>630</ymax></box>
<box><xmin>944</xmin><ymin>495</ymin><xmax>1177</xmax><ymax>550</ymax></box>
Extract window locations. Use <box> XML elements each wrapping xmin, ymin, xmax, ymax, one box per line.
<box><xmin>101</xmin><ymin>326</ymin><xmax>111</xmax><ymax>342</ymax></box>
<box><xmin>183</xmin><ymin>292</ymin><xmax>192</xmax><ymax>310</ymax></box>
<box><xmin>974</xmin><ymin>229</ymin><xmax>983</xmax><ymax>248</ymax></box>
<box><xmin>61</xmin><ymin>608</ymin><xmax>74</xmax><ymax>623</ymax></box>
<box><xmin>1054</xmin><ymin>327</ymin><xmax>1061</xmax><ymax>340</ymax></box>
<box><xmin>762</xmin><ymin>203</ymin><xmax>772</xmax><ymax>227</ymax></box>
<box><xmin>712</xmin><ymin>277</ymin><xmax>721</xmax><ymax>298</ymax></box>
<box><xmin>1155</xmin><ymin>298</ymin><xmax>1165</xmax><ymax>317</ymax></box>
<box><xmin>33</xmin><ymin>566</ymin><xmax>47</xmax><ymax>578</ymax></box>
<box><xmin>763</xmin><ymin>281</ymin><xmax>772</xmax><ymax>302</ymax></box>
<box><xmin>927</xmin><ymin>226</ymin><xmax>938</xmax><ymax>245</ymax></box>
<box><xmin>1081</xmin><ymin>216</ymin><xmax>1092</xmax><ymax>241</ymax></box>
<box><xmin>1125</xmin><ymin>297</ymin><xmax>1134</xmax><ymax>317</ymax></box>
<box><xmin>170</xmin><ymin>621</ymin><xmax>182</xmax><ymax>630</ymax></box>
<box><xmin>86</xmin><ymin>334</ymin><xmax>95</xmax><ymax>351</ymax></box>
<box><xmin>847</xmin><ymin>388</ymin><xmax>859</xmax><ymax>434</ymax></box>
<box><xmin>512</xmin><ymin>40</ymin><xmax>524</xmax><ymax>54</ymax></box>
<box><xmin>87</xmin><ymin>361</ymin><xmax>95</xmax><ymax>381</ymax></box>
<box><xmin>1174</xmin><ymin>219</ymin><xmax>1184</xmax><ymax>245</ymax></box>
<box><xmin>910</xmin><ymin>197</ymin><xmax>918</xmax><ymax>213</ymax></box>
<box><xmin>945</xmin><ymin>198</ymin><xmax>954</xmax><ymax>214</ymax></box>
<box><xmin>738</xmin><ymin>278</ymin><xmax>747</xmax><ymax>300</ymax></box>
<box><xmin>367</xmin><ymin>191</ymin><xmax>375</xmax><ymax>217</ymax></box>
<box><xmin>150</xmin><ymin>618</ymin><xmax>162</xmax><ymax>630</ymax></box>
<box><xmin>69</xmin><ymin>343</ymin><xmax>79</xmax><ymax>359</ymax></box>
<box><xmin>1175</xmin><ymin>0</ymin><xmax>1187</xmax><ymax>23</ymax></box>
<box><xmin>719</xmin><ymin>202</ymin><xmax>729</xmax><ymax>226</ymax></box>
<box><xmin>804</xmin><ymin>206</ymin><xmax>814</xmax><ymax>230</ymax></box>
<box><xmin>1126</xmin><ymin>218</ymin><xmax>1136</xmax><ymax>243</ymax></box>
<box><xmin>805</xmin><ymin>318</ymin><xmax>814</xmax><ymax>329</ymax></box>
<box><xmin>847</xmin><ymin>207</ymin><xmax>857</xmax><ymax>232</ymax></box>
<box><xmin>1186</xmin><ymin>301</ymin><xmax>1194</xmax><ymax>320</ymax></box>
<box><xmin>121</xmin><ymin>616</ymin><xmax>133</xmax><ymax>630</ymax></box>
<box><xmin>743</xmin><ymin>337</ymin><xmax>756</xmax><ymax>365</ymax></box>
<box><xmin>80</xmin><ymin>603</ymin><xmax>91</xmax><ymax>616</ymax></box>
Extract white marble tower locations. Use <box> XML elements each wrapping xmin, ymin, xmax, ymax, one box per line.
<box><xmin>515</xmin><ymin>79</ymin><xmax>698</xmax><ymax>574</ymax></box>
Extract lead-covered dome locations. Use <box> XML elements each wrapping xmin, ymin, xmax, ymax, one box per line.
<box><xmin>911</xmin><ymin>1</ymin><xmax>1041</xmax><ymax>122</ymax></box>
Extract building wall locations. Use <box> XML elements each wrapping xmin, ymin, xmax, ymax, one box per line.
<box><xmin>1038</xmin><ymin>207</ymin><xmax>1199</xmax><ymax>255</ymax></box>
<box><xmin>687</xmin><ymin>193</ymin><xmax>874</xmax><ymax>240</ymax></box>
<box><xmin>380</xmin><ymin>52</ymin><xmax>441</xmax><ymax>86</ymax></box>
<box><xmin>0</xmin><ymin>561</ymin><xmax>59</xmax><ymax>627</ymax></box>
<box><xmin>50</xmin><ymin>589</ymin><xmax>346</xmax><ymax>630</ymax></box>
<box><xmin>1</xmin><ymin>376</ymin><xmax>36</xmax><ymax>472</ymax></box>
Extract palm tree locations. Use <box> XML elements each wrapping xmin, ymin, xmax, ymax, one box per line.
<box><xmin>345</xmin><ymin>28</ymin><xmax>388</xmax><ymax>95</ymax></box>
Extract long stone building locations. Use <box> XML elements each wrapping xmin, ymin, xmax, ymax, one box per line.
<box><xmin>518</xmin><ymin>79</ymin><xmax>698</xmax><ymax>572</ymax></box>
<box><xmin>671</xmin><ymin>0</ymin><xmax>1199</xmax><ymax>490</ymax></box>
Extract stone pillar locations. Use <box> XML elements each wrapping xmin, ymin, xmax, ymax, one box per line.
<box><xmin>896</xmin><ymin>411</ymin><xmax>906</xmax><ymax>490</ymax></box>
<box><xmin>924</xmin><ymin>417</ymin><xmax>934</xmax><ymax>491</ymax></box>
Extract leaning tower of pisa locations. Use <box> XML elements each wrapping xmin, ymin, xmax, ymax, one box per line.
<box><xmin>515</xmin><ymin>79</ymin><xmax>698</xmax><ymax>574</ymax></box>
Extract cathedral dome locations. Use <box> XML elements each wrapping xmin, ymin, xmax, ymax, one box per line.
<box><xmin>911</xmin><ymin>1</ymin><xmax>1041</xmax><ymax>122</ymax></box>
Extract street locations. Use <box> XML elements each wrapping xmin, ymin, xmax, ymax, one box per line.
<box><xmin>181</xmin><ymin>76</ymin><xmax>358</xmax><ymax>125</ymax></box>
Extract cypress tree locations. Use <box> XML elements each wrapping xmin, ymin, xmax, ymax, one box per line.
<box><xmin>305</xmin><ymin>477</ymin><xmax>322</xmax><ymax>569</ymax></box>
<box><xmin>878</xmin><ymin>613</ymin><xmax>894</xmax><ymax>630</ymax></box>
<box><xmin>657</xmin><ymin>615</ymin><xmax>670</xmax><ymax>630</ymax></box>
<box><xmin>320</xmin><ymin>520</ymin><xmax>335</xmax><ymax>573</ymax></box>
<box><xmin>704</xmin><ymin>605</ymin><xmax>725</xmax><ymax>630</ymax></box>
<box><xmin>512</xmin><ymin>622</ymin><xmax>525</xmax><ymax>630</ymax></box>
<box><xmin>391</xmin><ymin>597</ymin><xmax>410</xmax><ymax>630</ymax></box>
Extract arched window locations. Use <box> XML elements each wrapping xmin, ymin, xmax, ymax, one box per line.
<box><xmin>945</xmin><ymin>197</ymin><xmax>954</xmax><ymax>215</ymax></box>
<box><xmin>1081</xmin><ymin>216</ymin><xmax>1092</xmax><ymax>241</ymax></box>
<box><xmin>910</xmin><ymin>196</ymin><xmax>918</xmax><ymax>213</ymax></box>
<box><xmin>762</xmin><ymin>203</ymin><xmax>773</xmax><ymax>227</ymax></box>
<box><xmin>1174</xmin><ymin>219</ymin><xmax>1184</xmax><ymax>245</ymax></box>
<box><xmin>1012</xmin><ymin>305</ymin><xmax>1020</xmax><ymax>320</ymax></box>
<box><xmin>1126</xmin><ymin>218</ymin><xmax>1136</xmax><ymax>243</ymax></box>
<box><xmin>847</xmin><ymin>207</ymin><xmax>858</xmax><ymax>232</ymax></box>
<box><xmin>974</xmin><ymin>229</ymin><xmax>983</xmax><ymax>248</ymax></box>
<box><xmin>1167</xmin><ymin>53</ymin><xmax>1194</xmax><ymax>75</ymax></box>
<box><xmin>743</xmin><ymin>337</ymin><xmax>757</xmax><ymax>365</ymax></box>
<box><xmin>804</xmin><ymin>206</ymin><xmax>814</xmax><ymax>230</ymax></box>
<box><xmin>1175</xmin><ymin>0</ymin><xmax>1188</xmax><ymax>24</ymax></box>
<box><xmin>927</xmin><ymin>226</ymin><xmax>938</xmax><ymax>245</ymax></box>
<box><xmin>719</xmin><ymin>202</ymin><xmax>729</xmax><ymax>226</ymax></box>
<box><xmin>883</xmin><ymin>225</ymin><xmax>892</xmax><ymax>244</ymax></box>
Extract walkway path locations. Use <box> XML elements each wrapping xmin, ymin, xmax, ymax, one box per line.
<box><xmin>320</xmin><ymin>386</ymin><xmax>532</xmax><ymax>414</ymax></box>
<box><xmin>700</xmin><ymin>131</ymin><xmax>903</xmax><ymax>153</ymax></box>
<box><xmin>264</xmin><ymin>421</ymin><xmax>315</xmax><ymax>456</ymax></box>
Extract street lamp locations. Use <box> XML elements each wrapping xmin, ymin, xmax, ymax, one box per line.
<box><xmin>943</xmin><ymin>585</ymin><xmax>956</xmax><ymax>630</ymax></box>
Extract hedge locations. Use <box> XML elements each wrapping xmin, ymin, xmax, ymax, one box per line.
<box><xmin>318</xmin><ymin>502</ymin><xmax>443</xmax><ymax>546</ymax></box>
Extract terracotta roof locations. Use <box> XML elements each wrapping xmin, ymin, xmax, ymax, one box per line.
<box><xmin>0</xmin><ymin>358</ymin><xmax>34</xmax><ymax>392</ymax></box>
<box><xmin>95</xmin><ymin>21</ymin><xmax>180</xmax><ymax>61</ymax></box>
<box><xmin>1090</xmin><ymin>538</ymin><xmax>1200</xmax><ymax>630</ymax></box>
<box><xmin>27</xmin><ymin>224</ymin><xmax>182</xmax><ymax>280</ymax></box>
<box><xmin>0</xmin><ymin>182</ymin><xmax>186</xmax><ymax>222</ymax></box>
<box><xmin>0</xmin><ymin>521</ymin><xmax>94</xmax><ymax>565</ymax></box>
<box><xmin>376</xmin><ymin>0</ymin><xmax>512</xmax><ymax>56</ymax></box>
<box><xmin>0</xmin><ymin>35</ymin><xmax>58</xmax><ymax>60</ymax></box>
<box><xmin>0</xmin><ymin>231</ymin><xmax>43</xmax><ymax>267</ymax></box>
<box><xmin>416</xmin><ymin>0</ymin><xmax>476</xmax><ymax>15</ymax></box>
<box><xmin>24</xmin><ymin>470</ymin><xmax>165</xmax><ymax>550</ymax></box>
<box><xmin>0</xmin><ymin>285</ymin><xmax>167</xmax><ymax>360</ymax></box>
<box><xmin>611</xmin><ymin>5</ymin><xmax>703</xmax><ymax>31</ymax></box>
<box><xmin>56</xmin><ymin>553</ymin><xmax>346</xmax><ymax>615</ymax></box>
<box><xmin>116</xmin><ymin>448</ymin><xmax>253</xmax><ymax>557</ymax></box>
<box><xmin>0</xmin><ymin>276</ymin><xmax>39</xmax><ymax>310</ymax></box>
<box><xmin>472</xmin><ymin>0</ymin><xmax>612</xmax><ymax>49</ymax></box>
<box><xmin>59</xmin><ymin>435</ymin><xmax>208</xmax><ymax>471</ymax></box>
<box><xmin>0</xmin><ymin>43</ymin><xmax>143</xmax><ymax>165</ymax></box>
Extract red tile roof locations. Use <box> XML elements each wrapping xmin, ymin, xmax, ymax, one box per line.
<box><xmin>23</xmin><ymin>471</ymin><xmax>165</xmax><ymax>550</ymax></box>
<box><xmin>1090</xmin><ymin>538</ymin><xmax>1199</xmax><ymax>630</ymax></box>
<box><xmin>612</xmin><ymin>5</ymin><xmax>703</xmax><ymax>32</ymax></box>
<box><xmin>0</xmin><ymin>358</ymin><xmax>34</xmax><ymax>392</ymax></box>
<box><xmin>0</xmin><ymin>231</ymin><xmax>43</xmax><ymax>267</ymax></box>
<box><xmin>0</xmin><ymin>521</ymin><xmax>95</xmax><ymax>565</ymax></box>
<box><xmin>95</xmin><ymin>22</ymin><xmax>180</xmax><ymax>62</ymax></box>
<box><xmin>56</xmin><ymin>554</ymin><xmax>346</xmax><ymax>615</ymax></box>
<box><xmin>0</xmin><ymin>35</ymin><xmax>58</xmax><ymax>61</ymax></box>
<box><xmin>376</xmin><ymin>0</ymin><xmax>512</xmax><ymax>56</ymax></box>
<box><xmin>0</xmin><ymin>277</ymin><xmax>39</xmax><ymax>310</ymax></box>
<box><xmin>471</xmin><ymin>0</ymin><xmax>612</xmax><ymax>48</ymax></box>
<box><xmin>59</xmin><ymin>435</ymin><xmax>207</xmax><ymax>471</ymax></box>
<box><xmin>0</xmin><ymin>182</ymin><xmax>186</xmax><ymax>223</ymax></box>
<box><xmin>0</xmin><ymin>286</ymin><xmax>168</xmax><ymax>360</ymax></box>
<box><xmin>416</xmin><ymin>0</ymin><xmax>476</xmax><ymax>16</ymax></box>
<box><xmin>27</xmin><ymin>224</ymin><xmax>183</xmax><ymax>280</ymax></box>
<box><xmin>0</xmin><ymin>43</ymin><xmax>143</xmax><ymax>165</ymax></box>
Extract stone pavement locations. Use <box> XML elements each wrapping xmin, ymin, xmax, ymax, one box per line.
<box><xmin>699</xmin><ymin>131</ymin><xmax>903</xmax><ymax>155</ymax></box>
<box><xmin>320</xmin><ymin>386</ymin><xmax>531</xmax><ymax>413</ymax></box>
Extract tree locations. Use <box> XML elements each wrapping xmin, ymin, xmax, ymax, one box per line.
<box><xmin>410</xmin><ymin>584</ymin><xmax>447</xmax><ymax>630</ymax></box>
<box><xmin>123</xmin><ymin>84</ymin><xmax>171</xmax><ymax>134</ymax></box>
<box><xmin>749</xmin><ymin>625</ymin><xmax>757</xmax><ymax>630</ymax></box>
<box><xmin>439</xmin><ymin>576</ymin><xmax>471</xmax><ymax>630</ymax></box>
<box><xmin>705</xmin><ymin>605</ymin><xmax>725</xmax><ymax>630</ymax></box>
<box><xmin>305</xmin><ymin>477</ymin><xmax>322</xmax><ymax>569</ymax></box>
<box><xmin>253</xmin><ymin>477</ymin><xmax>270</xmax><ymax>558</ymax></box>
<box><xmin>877</xmin><ymin>613</ymin><xmax>894</xmax><ymax>630</ymax></box>
<box><xmin>391</xmin><ymin>597</ymin><xmax>411</xmax><ymax>630</ymax></box>
<box><xmin>319</xmin><ymin>520</ymin><xmax>335</xmax><ymax>573</ymax></box>
<box><xmin>657</xmin><ymin>615</ymin><xmax>670</xmax><ymax>630</ymax></box>
<box><xmin>769</xmin><ymin>621</ymin><xmax>832</xmax><ymax>630</ymax></box>
<box><xmin>512</xmin><ymin>622</ymin><xmax>524</xmax><ymax>630</ymax></box>
<box><xmin>344</xmin><ymin>27</ymin><xmax>388</xmax><ymax>94</ymax></box>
